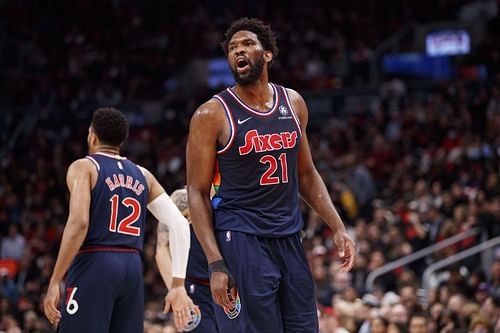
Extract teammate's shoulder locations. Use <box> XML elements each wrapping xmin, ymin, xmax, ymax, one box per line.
<box><xmin>136</xmin><ymin>164</ymin><xmax>151</xmax><ymax>178</ymax></box>
<box><xmin>192</xmin><ymin>97</ymin><xmax>225</xmax><ymax>121</ymax></box>
<box><xmin>284</xmin><ymin>87</ymin><xmax>304</xmax><ymax>102</ymax></box>
<box><xmin>66</xmin><ymin>158</ymin><xmax>95</xmax><ymax>176</ymax></box>
<box><xmin>197</xmin><ymin>97</ymin><xmax>225</xmax><ymax>113</ymax></box>
<box><xmin>71</xmin><ymin>157</ymin><xmax>95</xmax><ymax>169</ymax></box>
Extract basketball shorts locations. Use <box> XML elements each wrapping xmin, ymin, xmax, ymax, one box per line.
<box><xmin>185</xmin><ymin>278</ymin><xmax>219</xmax><ymax>332</ymax></box>
<box><xmin>213</xmin><ymin>230</ymin><xmax>318</xmax><ymax>333</ymax></box>
<box><xmin>58</xmin><ymin>251</ymin><xmax>143</xmax><ymax>333</ymax></box>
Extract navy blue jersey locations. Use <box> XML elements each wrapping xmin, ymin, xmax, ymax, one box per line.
<box><xmin>211</xmin><ymin>83</ymin><xmax>303</xmax><ymax>237</ymax></box>
<box><xmin>83</xmin><ymin>153</ymin><xmax>148</xmax><ymax>252</ymax></box>
<box><xmin>186</xmin><ymin>225</ymin><xmax>209</xmax><ymax>280</ymax></box>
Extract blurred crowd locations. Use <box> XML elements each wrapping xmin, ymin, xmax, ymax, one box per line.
<box><xmin>0</xmin><ymin>0</ymin><xmax>475</xmax><ymax>110</ymax></box>
<box><xmin>1</xmin><ymin>1</ymin><xmax>500</xmax><ymax>333</ymax></box>
<box><xmin>305</xmin><ymin>78</ymin><xmax>500</xmax><ymax>333</ymax></box>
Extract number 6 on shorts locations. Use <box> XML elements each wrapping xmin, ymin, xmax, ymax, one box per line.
<box><xmin>65</xmin><ymin>287</ymin><xmax>79</xmax><ymax>315</ymax></box>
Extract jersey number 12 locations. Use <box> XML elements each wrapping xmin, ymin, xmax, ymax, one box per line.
<box><xmin>108</xmin><ymin>195</ymin><xmax>141</xmax><ymax>236</ymax></box>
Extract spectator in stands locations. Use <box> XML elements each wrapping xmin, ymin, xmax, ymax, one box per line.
<box><xmin>1</xmin><ymin>224</ymin><xmax>26</xmax><ymax>261</ymax></box>
<box><xmin>408</xmin><ymin>313</ymin><xmax>429</xmax><ymax>333</ymax></box>
<box><xmin>389</xmin><ymin>304</ymin><xmax>409</xmax><ymax>325</ymax></box>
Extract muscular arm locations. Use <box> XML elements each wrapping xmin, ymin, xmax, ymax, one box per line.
<box><xmin>290</xmin><ymin>89</ymin><xmax>345</xmax><ymax>233</ymax></box>
<box><xmin>186</xmin><ymin>100</ymin><xmax>225</xmax><ymax>264</ymax></box>
<box><xmin>50</xmin><ymin>159</ymin><xmax>93</xmax><ymax>284</ymax></box>
<box><xmin>289</xmin><ymin>89</ymin><xmax>355</xmax><ymax>271</ymax></box>
<box><xmin>155</xmin><ymin>223</ymin><xmax>173</xmax><ymax>289</ymax></box>
<box><xmin>187</xmin><ymin>99</ymin><xmax>236</xmax><ymax>309</ymax></box>
<box><xmin>44</xmin><ymin>159</ymin><xmax>94</xmax><ymax>324</ymax></box>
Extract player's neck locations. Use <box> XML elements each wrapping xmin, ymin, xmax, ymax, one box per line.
<box><xmin>234</xmin><ymin>78</ymin><xmax>272</xmax><ymax>111</ymax></box>
<box><xmin>94</xmin><ymin>146</ymin><xmax>120</xmax><ymax>156</ymax></box>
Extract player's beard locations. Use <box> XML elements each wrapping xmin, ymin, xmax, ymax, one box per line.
<box><xmin>231</xmin><ymin>56</ymin><xmax>265</xmax><ymax>86</ymax></box>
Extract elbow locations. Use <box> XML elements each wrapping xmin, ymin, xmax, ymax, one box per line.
<box><xmin>76</xmin><ymin>219</ymin><xmax>90</xmax><ymax>231</ymax></box>
<box><xmin>299</xmin><ymin>168</ymin><xmax>314</xmax><ymax>186</ymax></box>
<box><xmin>65</xmin><ymin>218</ymin><xmax>89</xmax><ymax>239</ymax></box>
<box><xmin>71</xmin><ymin>218</ymin><xmax>89</xmax><ymax>232</ymax></box>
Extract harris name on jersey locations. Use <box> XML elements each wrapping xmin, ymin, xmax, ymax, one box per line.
<box><xmin>105</xmin><ymin>173</ymin><xmax>145</xmax><ymax>195</ymax></box>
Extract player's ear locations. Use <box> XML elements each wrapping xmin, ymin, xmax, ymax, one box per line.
<box><xmin>263</xmin><ymin>50</ymin><xmax>273</xmax><ymax>64</ymax></box>
<box><xmin>89</xmin><ymin>129</ymin><xmax>99</xmax><ymax>147</ymax></box>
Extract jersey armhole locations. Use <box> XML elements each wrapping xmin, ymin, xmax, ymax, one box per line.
<box><xmin>85</xmin><ymin>156</ymin><xmax>100</xmax><ymax>172</ymax></box>
<box><xmin>281</xmin><ymin>87</ymin><xmax>302</xmax><ymax>134</ymax></box>
<box><xmin>212</xmin><ymin>95</ymin><xmax>236</xmax><ymax>155</ymax></box>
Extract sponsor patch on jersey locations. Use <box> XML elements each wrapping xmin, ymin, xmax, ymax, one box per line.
<box><xmin>224</xmin><ymin>291</ymin><xmax>241</xmax><ymax>319</ymax></box>
<box><xmin>279</xmin><ymin>105</ymin><xmax>288</xmax><ymax>115</ymax></box>
<box><xmin>183</xmin><ymin>307</ymin><xmax>201</xmax><ymax>331</ymax></box>
<box><xmin>225</xmin><ymin>230</ymin><xmax>231</xmax><ymax>242</ymax></box>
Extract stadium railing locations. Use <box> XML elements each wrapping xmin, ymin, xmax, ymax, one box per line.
<box><xmin>422</xmin><ymin>233</ymin><xmax>500</xmax><ymax>290</ymax></box>
<box><xmin>365</xmin><ymin>227</ymin><xmax>480</xmax><ymax>292</ymax></box>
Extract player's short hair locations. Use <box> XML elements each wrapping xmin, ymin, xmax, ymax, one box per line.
<box><xmin>221</xmin><ymin>17</ymin><xmax>279</xmax><ymax>66</ymax></box>
<box><xmin>170</xmin><ymin>188</ymin><xmax>188</xmax><ymax>215</ymax></box>
<box><xmin>91</xmin><ymin>107</ymin><xmax>129</xmax><ymax>146</ymax></box>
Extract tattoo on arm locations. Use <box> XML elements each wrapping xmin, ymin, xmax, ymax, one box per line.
<box><xmin>157</xmin><ymin>223</ymin><xmax>169</xmax><ymax>247</ymax></box>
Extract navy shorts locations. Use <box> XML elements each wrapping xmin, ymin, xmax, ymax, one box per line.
<box><xmin>58</xmin><ymin>250</ymin><xmax>144</xmax><ymax>333</ymax></box>
<box><xmin>185</xmin><ymin>278</ymin><xmax>219</xmax><ymax>332</ymax></box>
<box><xmin>214</xmin><ymin>231</ymin><xmax>318</xmax><ymax>333</ymax></box>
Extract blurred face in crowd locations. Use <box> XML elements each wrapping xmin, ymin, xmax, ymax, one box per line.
<box><xmin>371</xmin><ymin>317</ymin><xmax>387</xmax><ymax>333</ymax></box>
<box><xmin>387</xmin><ymin>322</ymin><xmax>404</xmax><ymax>333</ymax></box>
<box><xmin>447</xmin><ymin>294</ymin><xmax>465</xmax><ymax>313</ymax></box>
<box><xmin>429</xmin><ymin>303</ymin><xmax>443</xmax><ymax>321</ymax></box>
<box><xmin>368</xmin><ymin>250</ymin><xmax>385</xmax><ymax>271</ymax></box>
<box><xmin>491</xmin><ymin>261</ymin><xmax>500</xmax><ymax>281</ymax></box>
<box><xmin>400</xmin><ymin>285</ymin><xmax>418</xmax><ymax>309</ymax></box>
<box><xmin>227</xmin><ymin>30</ymin><xmax>272</xmax><ymax>85</ymax></box>
<box><xmin>481</xmin><ymin>297</ymin><xmax>499</xmax><ymax>319</ymax></box>
<box><xmin>438</xmin><ymin>285</ymin><xmax>450</xmax><ymax>304</ymax></box>
<box><xmin>409</xmin><ymin>316</ymin><xmax>428</xmax><ymax>333</ymax></box>
<box><xmin>333</xmin><ymin>272</ymin><xmax>352</xmax><ymax>291</ymax></box>
<box><xmin>390</xmin><ymin>304</ymin><xmax>408</xmax><ymax>324</ymax></box>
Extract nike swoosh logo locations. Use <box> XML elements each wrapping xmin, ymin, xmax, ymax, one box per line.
<box><xmin>237</xmin><ymin>117</ymin><xmax>252</xmax><ymax>125</ymax></box>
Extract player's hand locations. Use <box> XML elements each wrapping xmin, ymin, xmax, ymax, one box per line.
<box><xmin>43</xmin><ymin>282</ymin><xmax>62</xmax><ymax>325</ymax></box>
<box><xmin>210</xmin><ymin>271</ymin><xmax>237</xmax><ymax>310</ymax></box>
<box><xmin>333</xmin><ymin>229</ymin><xmax>356</xmax><ymax>272</ymax></box>
<box><xmin>163</xmin><ymin>285</ymin><xmax>197</xmax><ymax>331</ymax></box>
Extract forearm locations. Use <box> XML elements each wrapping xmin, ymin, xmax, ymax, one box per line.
<box><xmin>155</xmin><ymin>243</ymin><xmax>173</xmax><ymax>289</ymax></box>
<box><xmin>188</xmin><ymin>190</ymin><xmax>223</xmax><ymax>264</ymax></box>
<box><xmin>50</xmin><ymin>219</ymin><xmax>88</xmax><ymax>283</ymax></box>
<box><xmin>299</xmin><ymin>169</ymin><xmax>346</xmax><ymax>233</ymax></box>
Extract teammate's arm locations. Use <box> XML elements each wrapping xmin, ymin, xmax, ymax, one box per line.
<box><xmin>43</xmin><ymin>159</ymin><xmax>94</xmax><ymax>325</ymax></box>
<box><xmin>143</xmin><ymin>168</ymin><xmax>194</xmax><ymax>331</ymax></box>
<box><xmin>187</xmin><ymin>100</ymin><xmax>236</xmax><ymax>310</ymax></box>
<box><xmin>155</xmin><ymin>223</ymin><xmax>173</xmax><ymax>289</ymax></box>
<box><xmin>288</xmin><ymin>88</ymin><xmax>356</xmax><ymax>272</ymax></box>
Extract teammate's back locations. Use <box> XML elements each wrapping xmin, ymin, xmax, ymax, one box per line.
<box><xmin>44</xmin><ymin>107</ymin><xmax>195</xmax><ymax>333</ymax></box>
<box><xmin>84</xmin><ymin>152</ymin><xmax>148</xmax><ymax>251</ymax></box>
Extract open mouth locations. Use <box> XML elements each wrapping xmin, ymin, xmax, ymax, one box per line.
<box><xmin>236</xmin><ymin>58</ymin><xmax>250</xmax><ymax>71</ymax></box>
